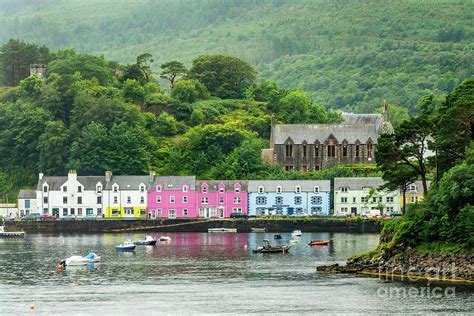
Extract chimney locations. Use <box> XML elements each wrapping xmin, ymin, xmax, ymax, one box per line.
<box><xmin>105</xmin><ymin>171</ymin><xmax>112</xmax><ymax>183</ymax></box>
<box><xmin>39</xmin><ymin>172</ymin><xmax>44</xmax><ymax>180</ymax></box>
<box><xmin>270</xmin><ymin>113</ymin><xmax>276</xmax><ymax>149</ymax></box>
<box><xmin>68</xmin><ymin>169</ymin><xmax>77</xmax><ymax>181</ymax></box>
<box><xmin>149</xmin><ymin>171</ymin><xmax>156</xmax><ymax>183</ymax></box>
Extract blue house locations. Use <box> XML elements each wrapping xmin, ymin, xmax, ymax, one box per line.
<box><xmin>248</xmin><ymin>180</ymin><xmax>331</xmax><ymax>216</ymax></box>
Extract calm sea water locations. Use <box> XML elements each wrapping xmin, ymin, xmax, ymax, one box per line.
<box><xmin>0</xmin><ymin>232</ymin><xmax>472</xmax><ymax>315</ymax></box>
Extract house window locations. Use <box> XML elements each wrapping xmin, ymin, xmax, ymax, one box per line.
<box><xmin>294</xmin><ymin>196</ymin><xmax>302</xmax><ymax>205</ymax></box>
<box><xmin>411</xmin><ymin>196</ymin><xmax>419</xmax><ymax>203</ymax></box>
<box><xmin>386</xmin><ymin>207</ymin><xmax>394</xmax><ymax>213</ymax></box>
<box><xmin>341</xmin><ymin>197</ymin><xmax>348</xmax><ymax>203</ymax></box>
<box><xmin>97</xmin><ymin>196</ymin><xmax>102</xmax><ymax>204</ymax></box>
<box><xmin>234</xmin><ymin>197</ymin><xmax>241</xmax><ymax>204</ymax></box>
<box><xmin>341</xmin><ymin>207</ymin><xmax>348</xmax><ymax>213</ymax></box>
<box><xmin>157</xmin><ymin>209</ymin><xmax>162</xmax><ymax>216</ymax></box>
<box><xmin>201</xmin><ymin>197</ymin><xmax>209</xmax><ymax>204</ymax></box>
<box><xmin>183</xmin><ymin>209</ymin><xmax>188</xmax><ymax>216</ymax></box>
<box><xmin>140</xmin><ymin>209</ymin><xmax>146</xmax><ymax>216</ymax></box>
<box><xmin>341</xmin><ymin>187</ymin><xmax>348</xmax><ymax>193</ymax></box>
<box><xmin>311</xmin><ymin>206</ymin><xmax>323</xmax><ymax>215</ymax></box>
<box><xmin>342</xmin><ymin>145</ymin><xmax>348</xmax><ymax>157</ymax></box>
<box><xmin>183</xmin><ymin>196</ymin><xmax>188</xmax><ymax>203</ymax></box>
<box><xmin>43</xmin><ymin>185</ymin><xmax>48</xmax><ymax>193</ymax></box>
<box><xmin>43</xmin><ymin>197</ymin><xmax>48</xmax><ymax>204</ymax></box>
<box><xmin>25</xmin><ymin>200</ymin><xmax>30</xmax><ymax>208</ymax></box>
<box><xmin>256</xmin><ymin>197</ymin><xmax>267</xmax><ymax>205</ymax></box>
<box><xmin>302</xmin><ymin>144</ymin><xmax>307</xmax><ymax>158</ymax></box>
<box><xmin>70</xmin><ymin>208</ymin><xmax>75</xmax><ymax>215</ymax></box>
<box><xmin>62</xmin><ymin>208</ymin><xmax>67</xmax><ymax>216</ymax></box>
<box><xmin>295</xmin><ymin>186</ymin><xmax>301</xmax><ymax>193</ymax></box>
<box><xmin>285</xmin><ymin>144</ymin><xmax>293</xmax><ymax>157</ymax></box>
<box><xmin>353</xmin><ymin>197</ymin><xmax>356</xmax><ymax>203</ymax></box>
<box><xmin>63</xmin><ymin>196</ymin><xmax>67</xmax><ymax>204</ymax></box>
<box><xmin>113</xmin><ymin>186</ymin><xmax>118</xmax><ymax>193</ymax></box>
<box><xmin>78</xmin><ymin>186</ymin><xmax>82</xmax><ymax>193</ymax></box>
<box><xmin>202</xmin><ymin>185</ymin><xmax>207</xmax><ymax>193</ymax></box>
<box><xmin>219</xmin><ymin>196</ymin><xmax>224</xmax><ymax>204</ymax></box>
<box><xmin>315</xmin><ymin>145</ymin><xmax>319</xmax><ymax>157</ymax></box>
<box><xmin>96</xmin><ymin>186</ymin><xmax>102</xmax><ymax>193</ymax></box>
<box><xmin>156</xmin><ymin>185</ymin><xmax>162</xmax><ymax>192</ymax></box>
<box><xmin>183</xmin><ymin>186</ymin><xmax>188</xmax><ymax>192</ymax></box>
<box><xmin>367</xmin><ymin>143</ymin><xmax>373</xmax><ymax>158</ymax></box>
<box><xmin>219</xmin><ymin>186</ymin><xmax>225</xmax><ymax>193</ymax></box>
<box><xmin>315</xmin><ymin>165</ymin><xmax>320</xmax><ymax>171</ymax></box>
<box><xmin>372</xmin><ymin>197</ymin><xmax>377</xmax><ymax>203</ymax></box>
<box><xmin>140</xmin><ymin>196</ymin><xmax>145</xmax><ymax>204</ymax></box>
<box><xmin>77</xmin><ymin>196</ymin><xmax>82</xmax><ymax>204</ymax></box>
<box><xmin>301</xmin><ymin>165</ymin><xmax>308</xmax><ymax>171</ymax></box>
<box><xmin>168</xmin><ymin>210</ymin><xmax>176</xmax><ymax>218</ymax></box>
<box><xmin>63</xmin><ymin>186</ymin><xmax>67</xmax><ymax>192</ymax></box>
<box><xmin>127</xmin><ymin>196</ymin><xmax>131</xmax><ymax>204</ymax></box>
<box><xmin>355</xmin><ymin>145</ymin><xmax>360</xmax><ymax>158</ymax></box>
<box><xmin>232</xmin><ymin>208</ymin><xmax>242</xmax><ymax>214</ymax></box>
<box><xmin>170</xmin><ymin>196</ymin><xmax>175</xmax><ymax>203</ymax></box>
<box><xmin>78</xmin><ymin>208</ymin><xmax>83</xmax><ymax>216</ymax></box>
<box><xmin>327</xmin><ymin>144</ymin><xmax>336</xmax><ymax>157</ymax></box>
<box><xmin>156</xmin><ymin>196</ymin><xmax>161</xmax><ymax>203</ymax></box>
<box><xmin>311</xmin><ymin>196</ymin><xmax>322</xmax><ymax>205</ymax></box>
<box><xmin>409</xmin><ymin>184</ymin><xmax>416</xmax><ymax>191</ymax></box>
<box><xmin>275</xmin><ymin>197</ymin><xmax>283</xmax><ymax>205</ymax></box>
<box><xmin>97</xmin><ymin>208</ymin><xmax>102</xmax><ymax>216</ymax></box>
<box><xmin>276</xmin><ymin>186</ymin><xmax>282</xmax><ymax>194</ymax></box>
<box><xmin>285</xmin><ymin>165</ymin><xmax>294</xmax><ymax>171</ymax></box>
<box><xmin>314</xmin><ymin>186</ymin><xmax>319</xmax><ymax>193</ymax></box>
<box><xmin>258</xmin><ymin>186</ymin><xmax>264</xmax><ymax>193</ymax></box>
<box><xmin>112</xmin><ymin>209</ymin><xmax>120</xmax><ymax>216</ymax></box>
<box><xmin>140</xmin><ymin>186</ymin><xmax>145</xmax><ymax>193</ymax></box>
<box><xmin>113</xmin><ymin>196</ymin><xmax>118</xmax><ymax>204</ymax></box>
<box><xmin>361</xmin><ymin>197</ymin><xmax>368</xmax><ymax>203</ymax></box>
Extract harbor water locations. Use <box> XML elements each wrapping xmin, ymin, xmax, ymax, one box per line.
<box><xmin>0</xmin><ymin>232</ymin><xmax>472</xmax><ymax>314</ymax></box>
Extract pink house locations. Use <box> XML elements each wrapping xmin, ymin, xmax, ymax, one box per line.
<box><xmin>196</xmin><ymin>180</ymin><xmax>248</xmax><ymax>218</ymax></box>
<box><xmin>147</xmin><ymin>176</ymin><xmax>197</xmax><ymax>218</ymax></box>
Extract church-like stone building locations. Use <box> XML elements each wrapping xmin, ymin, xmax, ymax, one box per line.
<box><xmin>262</xmin><ymin>103</ymin><xmax>394</xmax><ymax>171</ymax></box>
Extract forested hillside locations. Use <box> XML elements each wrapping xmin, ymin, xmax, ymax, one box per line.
<box><xmin>0</xmin><ymin>0</ymin><xmax>472</xmax><ymax>113</ymax></box>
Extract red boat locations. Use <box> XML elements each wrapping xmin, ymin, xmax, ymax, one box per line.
<box><xmin>308</xmin><ymin>240</ymin><xmax>330</xmax><ymax>246</ymax></box>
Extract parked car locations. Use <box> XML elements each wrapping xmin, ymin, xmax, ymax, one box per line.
<box><xmin>22</xmin><ymin>214</ymin><xmax>40</xmax><ymax>221</ymax></box>
<box><xmin>60</xmin><ymin>215</ymin><xmax>76</xmax><ymax>221</ymax></box>
<box><xmin>230</xmin><ymin>212</ymin><xmax>248</xmax><ymax>219</ymax></box>
<box><xmin>84</xmin><ymin>215</ymin><xmax>97</xmax><ymax>221</ymax></box>
<box><xmin>39</xmin><ymin>215</ymin><xmax>58</xmax><ymax>221</ymax></box>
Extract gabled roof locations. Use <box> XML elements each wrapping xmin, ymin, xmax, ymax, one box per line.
<box><xmin>152</xmin><ymin>176</ymin><xmax>196</xmax><ymax>190</ymax></box>
<box><xmin>407</xmin><ymin>180</ymin><xmax>431</xmax><ymax>194</ymax></box>
<box><xmin>341</xmin><ymin>112</ymin><xmax>383</xmax><ymax>129</ymax></box>
<box><xmin>105</xmin><ymin>176</ymin><xmax>150</xmax><ymax>190</ymax></box>
<box><xmin>334</xmin><ymin>177</ymin><xmax>384</xmax><ymax>190</ymax></box>
<box><xmin>18</xmin><ymin>190</ymin><xmax>36</xmax><ymax>199</ymax></box>
<box><xmin>37</xmin><ymin>176</ymin><xmax>105</xmax><ymax>191</ymax></box>
<box><xmin>248</xmin><ymin>180</ymin><xmax>330</xmax><ymax>192</ymax></box>
<box><xmin>196</xmin><ymin>180</ymin><xmax>248</xmax><ymax>192</ymax></box>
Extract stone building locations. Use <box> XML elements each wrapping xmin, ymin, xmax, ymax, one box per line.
<box><xmin>262</xmin><ymin>102</ymin><xmax>394</xmax><ymax>171</ymax></box>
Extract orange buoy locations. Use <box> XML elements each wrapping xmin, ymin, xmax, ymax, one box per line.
<box><xmin>30</xmin><ymin>304</ymin><xmax>35</xmax><ymax>310</ymax></box>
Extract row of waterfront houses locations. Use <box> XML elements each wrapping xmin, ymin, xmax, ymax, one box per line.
<box><xmin>16</xmin><ymin>171</ymin><xmax>428</xmax><ymax>219</ymax></box>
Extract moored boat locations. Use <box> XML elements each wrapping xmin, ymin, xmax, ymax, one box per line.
<box><xmin>208</xmin><ymin>228</ymin><xmax>237</xmax><ymax>233</ymax></box>
<box><xmin>308</xmin><ymin>240</ymin><xmax>330</xmax><ymax>246</ymax></box>
<box><xmin>0</xmin><ymin>222</ymin><xmax>25</xmax><ymax>238</ymax></box>
<box><xmin>159</xmin><ymin>236</ymin><xmax>171</xmax><ymax>242</ymax></box>
<box><xmin>274</xmin><ymin>234</ymin><xmax>282</xmax><ymax>239</ymax></box>
<box><xmin>63</xmin><ymin>252</ymin><xmax>101</xmax><ymax>266</ymax></box>
<box><xmin>291</xmin><ymin>230</ymin><xmax>302</xmax><ymax>237</ymax></box>
<box><xmin>252</xmin><ymin>240</ymin><xmax>291</xmax><ymax>254</ymax></box>
<box><xmin>115</xmin><ymin>240</ymin><xmax>136</xmax><ymax>251</ymax></box>
<box><xmin>251</xmin><ymin>227</ymin><xmax>266</xmax><ymax>233</ymax></box>
<box><xmin>134</xmin><ymin>235</ymin><xmax>157</xmax><ymax>246</ymax></box>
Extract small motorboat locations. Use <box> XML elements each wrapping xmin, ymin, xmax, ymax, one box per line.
<box><xmin>252</xmin><ymin>240</ymin><xmax>291</xmax><ymax>254</ymax></box>
<box><xmin>208</xmin><ymin>228</ymin><xmax>237</xmax><ymax>233</ymax></box>
<box><xmin>251</xmin><ymin>227</ymin><xmax>266</xmax><ymax>233</ymax></box>
<box><xmin>0</xmin><ymin>222</ymin><xmax>25</xmax><ymax>238</ymax></box>
<box><xmin>290</xmin><ymin>239</ymin><xmax>300</xmax><ymax>244</ymax></box>
<box><xmin>308</xmin><ymin>240</ymin><xmax>330</xmax><ymax>246</ymax></box>
<box><xmin>63</xmin><ymin>252</ymin><xmax>101</xmax><ymax>266</ymax></box>
<box><xmin>291</xmin><ymin>230</ymin><xmax>302</xmax><ymax>237</ymax></box>
<box><xmin>134</xmin><ymin>235</ymin><xmax>157</xmax><ymax>246</ymax></box>
<box><xmin>274</xmin><ymin>234</ymin><xmax>282</xmax><ymax>239</ymax></box>
<box><xmin>115</xmin><ymin>240</ymin><xmax>136</xmax><ymax>251</ymax></box>
<box><xmin>159</xmin><ymin>236</ymin><xmax>171</xmax><ymax>242</ymax></box>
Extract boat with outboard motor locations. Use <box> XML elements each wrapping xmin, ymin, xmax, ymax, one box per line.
<box><xmin>62</xmin><ymin>252</ymin><xmax>101</xmax><ymax>266</ymax></box>
<box><xmin>159</xmin><ymin>235</ymin><xmax>171</xmax><ymax>242</ymax></box>
<box><xmin>291</xmin><ymin>230</ymin><xmax>302</xmax><ymax>237</ymax></box>
<box><xmin>252</xmin><ymin>240</ymin><xmax>291</xmax><ymax>254</ymax></box>
<box><xmin>0</xmin><ymin>221</ymin><xmax>25</xmax><ymax>237</ymax></box>
<box><xmin>134</xmin><ymin>235</ymin><xmax>157</xmax><ymax>246</ymax></box>
<box><xmin>115</xmin><ymin>240</ymin><xmax>136</xmax><ymax>251</ymax></box>
<box><xmin>308</xmin><ymin>240</ymin><xmax>330</xmax><ymax>246</ymax></box>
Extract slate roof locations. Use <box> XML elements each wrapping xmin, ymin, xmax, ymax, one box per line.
<box><xmin>196</xmin><ymin>180</ymin><xmax>248</xmax><ymax>192</ymax></box>
<box><xmin>248</xmin><ymin>180</ymin><xmax>330</xmax><ymax>192</ymax></box>
<box><xmin>408</xmin><ymin>181</ymin><xmax>431</xmax><ymax>194</ymax></box>
<box><xmin>18</xmin><ymin>190</ymin><xmax>36</xmax><ymax>199</ymax></box>
<box><xmin>341</xmin><ymin>112</ymin><xmax>383</xmax><ymax>129</ymax></box>
<box><xmin>37</xmin><ymin>176</ymin><xmax>105</xmax><ymax>191</ymax></box>
<box><xmin>334</xmin><ymin>177</ymin><xmax>384</xmax><ymax>190</ymax></box>
<box><xmin>105</xmin><ymin>176</ymin><xmax>150</xmax><ymax>190</ymax></box>
<box><xmin>152</xmin><ymin>176</ymin><xmax>196</xmax><ymax>190</ymax></box>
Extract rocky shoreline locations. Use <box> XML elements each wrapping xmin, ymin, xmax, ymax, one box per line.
<box><xmin>317</xmin><ymin>247</ymin><xmax>474</xmax><ymax>284</ymax></box>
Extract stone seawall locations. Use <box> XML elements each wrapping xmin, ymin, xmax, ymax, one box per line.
<box><xmin>4</xmin><ymin>218</ymin><xmax>382</xmax><ymax>234</ymax></box>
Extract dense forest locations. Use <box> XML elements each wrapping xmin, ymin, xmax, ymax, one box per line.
<box><xmin>0</xmin><ymin>0</ymin><xmax>472</xmax><ymax>114</ymax></box>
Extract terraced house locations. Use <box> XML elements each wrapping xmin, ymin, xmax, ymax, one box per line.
<box><xmin>102</xmin><ymin>171</ymin><xmax>149</xmax><ymax>218</ymax></box>
<box><xmin>36</xmin><ymin>170</ymin><xmax>104</xmax><ymax>218</ymax></box>
<box><xmin>195</xmin><ymin>180</ymin><xmax>248</xmax><ymax>218</ymax></box>
<box><xmin>248</xmin><ymin>180</ymin><xmax>331</xmax><ymax>217</ymax></box>
<box><xmin>262</xmin><ymin>103</ymin><xmax>394</xmax><ymax>171</ymax></box>
<box><xmin>334</xmin><ymin>177</ymin><xmax>400</xmax><ymax>217</ymax></box>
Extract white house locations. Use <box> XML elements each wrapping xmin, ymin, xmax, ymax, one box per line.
<box><xmin>102</xmin><ymin>171</ymin><xmax>150</xmax><ymax>218</ymax></box>
<box><xmin>18</xmin><ymin>189</ymin><xmax>37</xmax><ymax>217</ymax></box>
<box><xmin>334</xmin><ymin>177</ymin><xmax>400</xmax><ymax>217</ymax></box>
<box><xmin>0</xmin><ymin>204</ymin><xmax>18</xmax><ymax>219</ymax></box>
<box><xmin>36</xmin><ymin>170</ymin><xmax>105</xmax><ymax>218</ymax></box>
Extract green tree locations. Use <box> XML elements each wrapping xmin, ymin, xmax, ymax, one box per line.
<box><xmin>189</xmin><ymin>54</ymin><xmax>256</xmax><ymax>99</ymax></box>
<box><xmin>160</xmin><ymin>60</ymin><xmax>187</xmax><ymax>87</ymax></box>
<box><xmin>122</xmin><ymin>79</ymin><xmax>145</xmax><ymax>104</ymax></box>
<box><xmin>37</xmin><ymin>121</ymin><xmax>70</xmax><ymax>175</ymax></box>
<box><xmin>171</xmin><ymin>79</ymin><xmax>209</xmax><ymax>103</ymax></box>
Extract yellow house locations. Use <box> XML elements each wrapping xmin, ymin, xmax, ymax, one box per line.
<box><xmin>400</xmin><ymin>181</ymin><xmax>431</xmax><ymax>210</ymax></box>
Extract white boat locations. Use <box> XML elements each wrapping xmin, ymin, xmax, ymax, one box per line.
<box><xmin>291</xmin><ymin>230</ymin><xmax>302</xmax><ymax>237</ymax></box>
<box><xmin>134</xmin><ymin>235</ymin><xmax>157</xmax><ymax>245</ymax></box>
<box><xmin>208</xmin><ymin>228</ymin><xmax>237</xmax><ymax>233</ymax></box>
<box><xmin>116</xmin><ymin>240</ymin><xmax>136</xmax><ymax>251</ymax></box>
<box><xmin>251</xmin><ymin>227</ymin><xmax>266</xmax><ymax>233</ymax></box>
<box><xmin>0</xmin><ymin>222</ymin><xmax>25</xmax><ymax>237</ymax></box>
<box><xmin>64</xmin><ymin>253</ymin><xmax>100</xmax><ymax>266</ymax></box>
<box><xmin>159</xmin><ymin>236</ymin><xmax>171</xmax><ymax>242</ymax></box>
